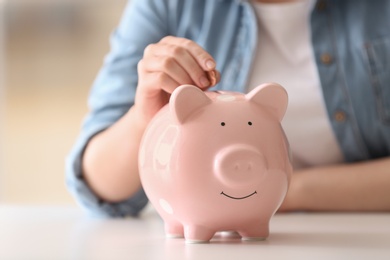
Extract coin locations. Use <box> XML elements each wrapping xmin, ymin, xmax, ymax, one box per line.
<box><xmin>206</xmin><ymin>70</ymin><xmax>217</xmax><ymax>86</ymax></box>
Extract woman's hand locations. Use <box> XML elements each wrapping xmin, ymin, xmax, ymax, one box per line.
<box><xmin>135</xmin><ymin>36</ymin><xmax>220</xmax><ymax>126</ymax></box>
<box><xmin>82</xmin><ymin>36</ymin><xmax>220</xmax><ymax>203</ymax></box>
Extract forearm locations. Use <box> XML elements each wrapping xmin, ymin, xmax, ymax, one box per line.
<box><xmin>81</xmin><ymin>36</ymin><xmax>218</xmax><ymax>204</ymax></box>
<box><xmin>82</xmin><ymin>106</ymin><xmax>147</xmax><ymax>202</ymax></box>
<box><xmin>282</xmin><ymin>157</ymin><xmax>390</xmax><ymax>212</ymax></box>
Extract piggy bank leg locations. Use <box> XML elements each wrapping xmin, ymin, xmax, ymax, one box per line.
<box><xmin>184</xmin><ymin>225</ymin><xmax>215</xmax><ymax>243</ymax></box>
<box><xmin>165</xmin><ymin>221</ymin><xmax>184</xmax><ymax>238</ymax></box>
<box><xmin>239</xmin><ymin>222</ymin><xmax>269</xmax><ymax>241</ymax></box>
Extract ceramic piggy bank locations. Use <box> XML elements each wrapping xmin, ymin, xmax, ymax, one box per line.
<box><xmin>139</xmin><ymin>83</ymin><xmax>292</xmax><ymax>243</ymax></box>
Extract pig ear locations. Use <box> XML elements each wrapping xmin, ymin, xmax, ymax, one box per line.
<box><xmin>170</xmin><ymin>85</ymin><xmax>212</xmax><ymax>124</ymax></box>
<box><xmin>246</xmin><ymin>82</ymin><xmax>288</xmax><ymax>121</ymax></box>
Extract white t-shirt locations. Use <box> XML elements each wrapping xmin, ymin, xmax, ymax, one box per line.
<box><xmin>247</xmin><ymin>0</ymin><xmax>344</xmax><ymax>169</ymax></box>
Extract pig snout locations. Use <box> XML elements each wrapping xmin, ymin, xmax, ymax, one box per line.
<box><xmin>214</xmin><ymin>144</ymin><xmax>266</xmax><ymax>187</ymax></box>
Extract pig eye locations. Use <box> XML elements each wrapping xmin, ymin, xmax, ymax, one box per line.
<box><xmin>221</xmin><ymin>122</ymin><xmax>226</xmax><ymax>126</ymax></box>
<box><xmin>248</xmin><ymin>121</ymin><xmax>253</xmax><ymax>126</ymax></box>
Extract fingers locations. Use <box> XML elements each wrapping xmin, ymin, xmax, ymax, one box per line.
<box><xmin>159</xmin><ymin>36</ymin><xmax>216</xmax><ymax>71</ymax></box>
<box><xmin>138</xmin><ymin>56</ymin><xmax>193</xmax><ymax>86</ymax></box>
<box><xmin>142</xmin><ymin>37</ymin><xmax>217</xmax><ymax>90</ymax></box>
<box><xmin>141</xmin><ymin>70</ymin><xmax>181</xmax><ymax>95</ymax></box>
<box><xmin>135</xmin><ymin>36</ymin><xmax>220</xmax><ymax>122</ymax></box>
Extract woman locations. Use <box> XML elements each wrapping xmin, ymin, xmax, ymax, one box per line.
<box><xmin>66</xmin><ymin>0</ymin><xmax>390</xmax><ymax>217</ymax></box>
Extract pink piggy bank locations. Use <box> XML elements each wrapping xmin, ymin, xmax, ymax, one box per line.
<box><xmin>139</xmin><ymin>83</ymin><xmax>292</xmax><ymax>243</ymax></box>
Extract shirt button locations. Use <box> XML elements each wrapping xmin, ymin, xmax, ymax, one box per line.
<box><xmin>320</xmin><ymin>53</ymin><xmax>333</xmax><ymax>65</ymax></box>
<box><xmin>316</xmin><ymin>0</ymin><xmax>327</xmax><ymax>11</ymax></box>
<box><xmin>334</xmin><ymin>111</ymin><xmax>346</xmax><ymax>122</ymax></box>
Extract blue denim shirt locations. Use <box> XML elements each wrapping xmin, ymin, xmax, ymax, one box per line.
<box><xmin>66</xmin><ymin>0</ymin><xmax>390</xmax><ymax>217</ymax></box>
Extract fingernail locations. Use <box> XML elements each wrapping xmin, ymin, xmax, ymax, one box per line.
<box><xmin>200</xmin><ymin>75</ymin><xmax>210</xmax><ymax>87</ymax></box>
<box><xmin>205</xmin><ymin>60</ymin><xmax>215</xmax><ymax>70</ymax></box>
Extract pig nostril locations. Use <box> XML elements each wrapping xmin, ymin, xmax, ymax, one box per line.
<box><xmin>232</xmin><ymin>163</ymin><xmax>253</xmax><ymax>172</ymax></box>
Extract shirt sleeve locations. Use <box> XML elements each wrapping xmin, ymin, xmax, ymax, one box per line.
<box><xmin>65</xmin><ymin>0</ymin><xmax>171</xmax><ymax>217</ymax></box>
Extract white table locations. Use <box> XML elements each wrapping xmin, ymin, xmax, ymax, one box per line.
<box><xmin>1</xmin><ymin>205</ymin><xmax>390</xmax><ymax>260</ymax></box>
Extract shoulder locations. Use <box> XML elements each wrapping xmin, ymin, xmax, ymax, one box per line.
<box><xmin>323</xmin><ymin>0</ymin><xmax>390</xmax><ymax>40</ymax></box>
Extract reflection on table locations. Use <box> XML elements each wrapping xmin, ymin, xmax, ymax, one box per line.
<box><xmin>1</xmin><ymin>205</ymin><xmax>390</xmax><ymax>260</ymax></box>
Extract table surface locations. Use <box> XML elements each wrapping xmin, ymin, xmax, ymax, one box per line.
<box><xmin>1</xmin><ymin>205</ymin><xmax>390</xmax><ymax>260</ymax></box>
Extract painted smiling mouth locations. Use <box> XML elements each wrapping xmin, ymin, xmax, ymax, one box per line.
<box><xmin>220</xmin><ymin>191</ymin><xmax>257</xmax><ymax>200</ymax></box>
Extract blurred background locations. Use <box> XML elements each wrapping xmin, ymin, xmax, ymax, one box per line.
<box><xmin>0</xmin><ymin>0</ymin><xmax>128</xmax><ymax>204</ymax></box>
